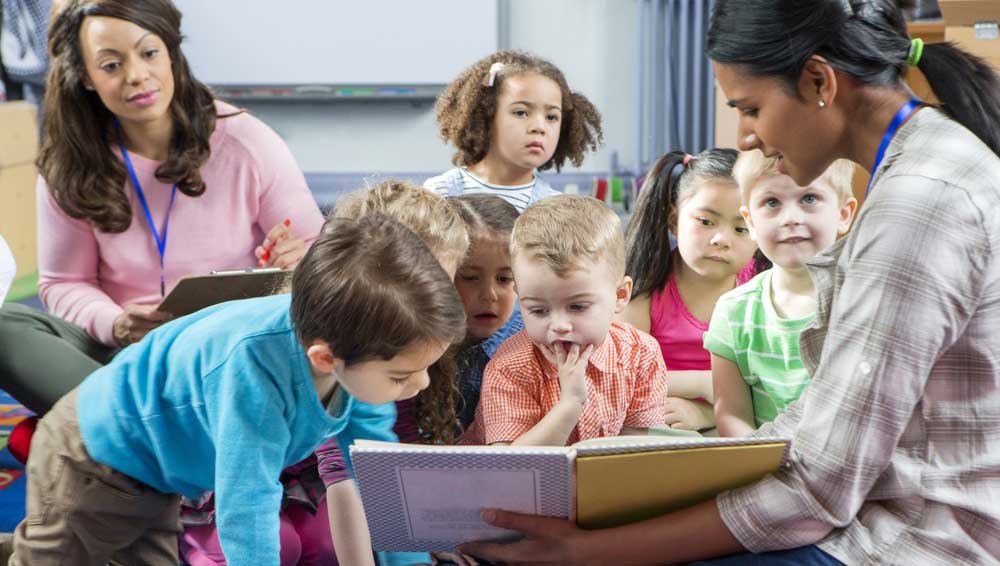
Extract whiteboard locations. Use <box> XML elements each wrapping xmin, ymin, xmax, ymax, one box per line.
<box><xmin>173</xmin><ymin>0</ymin><xmax>498</xmax><ymax>87</ymax></box>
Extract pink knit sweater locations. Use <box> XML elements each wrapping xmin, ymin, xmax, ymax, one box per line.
<box><xmin>37</xmin><ymin>101</ymin><xmax>324</xmax><ymax>345</ymax></box>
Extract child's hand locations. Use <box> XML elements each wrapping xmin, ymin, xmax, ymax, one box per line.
<box><xmin>664</xmin><ymin>396</ymin><xmax>715</xmax><ymax>431</ymax></box>
<box><xmin>539</xmin><ymin>342</ymin><xmax>594</xmax><ymax>407</ymax></box>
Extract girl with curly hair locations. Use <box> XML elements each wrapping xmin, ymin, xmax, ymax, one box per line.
<box><xmin>425</xmin><ymin>50</ymin><xmax>603</xmax><ymax>212</ymax></box>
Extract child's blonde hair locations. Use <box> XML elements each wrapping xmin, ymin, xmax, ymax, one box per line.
<box><xmin>734</xmin><ymin>150</ymin><xmax>855</xmax><ymax>205</ymax></box>
<box><xmin>331</xmin><ymin>180</ymin><xmax>470</xmax><ymax>266</ymax></box>
<box><xmin>435</xmin><ymin>50</ymin><xmax>603</xmax><ymax>172</ymax></box>
<box><xmin>512</xmin><ymin>195</ymin><xmax>625</xmax><ymax>278</ymax></box>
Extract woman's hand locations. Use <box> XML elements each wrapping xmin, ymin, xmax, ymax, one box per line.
<box><xmin>255</xmin><ymin>219</ymin><xmax>307</xmax><ymax>269</ymax></box>
<box><xmin>664</xmin><ymin>396</ymin><xmax>716</xmax><ymax>431</ymax></box>
<box><xmin>113</xmin><ymin>304</ymin><xmax>173</xmax><ymax>346</ymax></box>
<box><xmin>432</xmin><ymin>551</ymin><xmax>480</xmax><ymax>565</ymax></box>
<box><xmin>457</xmin><ymin>509</ymin><xmax>597</xmax><ymax>565</ymax></box>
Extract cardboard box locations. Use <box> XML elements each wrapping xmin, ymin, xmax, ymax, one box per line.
<box><xmin>940</xmin><ymin>0</ymin><xmax>1000</xmax><ymax>70</ymax></box>
<box><xmin>0</xmin><ymin>102</ymin><xmax>40</xmax><ymax>278</ymax></box>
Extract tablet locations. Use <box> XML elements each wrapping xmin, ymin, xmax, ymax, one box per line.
<box><xmin>157</xmin><ymin>268</ymin><xmax>292</xmax><ymax>317</ymax></box>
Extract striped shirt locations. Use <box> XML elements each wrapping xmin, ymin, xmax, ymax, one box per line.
<box><xmin>466</xmin><ymin>322</ymin><xmax>669</xmax><ymax>446</ymax></box>
<box><xmin>703</xmin><ymin>270</ymin><xmax>812</xmax><ymax>425</ymax></box>
<box><xmin>717</xmin><ymin>108</ymin><xmax>1000</xmax><ymax>565</ymax></box>
<box><xmin>424</xmin><ymin>167</ymin><xmax>554</xmax><ymax>213</ymax></box>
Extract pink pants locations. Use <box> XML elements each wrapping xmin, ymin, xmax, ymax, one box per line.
<box><xmin>179</xmin><ymin>498</ymin><xmax>337</xmax><ymax>566</ymax></box>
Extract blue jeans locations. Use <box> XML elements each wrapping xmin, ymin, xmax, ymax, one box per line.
<box><xmin>688</xmin><ymin>545</ymin><xmax>843</xmax><ymax>565</ymax></box>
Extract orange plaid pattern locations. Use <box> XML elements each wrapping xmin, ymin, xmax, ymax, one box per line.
<box><xmin>465</xmin><ymin>322</ymin><xmax>669</xmax><ymax>445</ymax></box>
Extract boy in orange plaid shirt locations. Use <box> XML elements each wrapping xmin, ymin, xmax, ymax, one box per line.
<box><xmin>465</xmin><ymin>195</ymin><xmax>669</xmax><ymax>446</ymax></box>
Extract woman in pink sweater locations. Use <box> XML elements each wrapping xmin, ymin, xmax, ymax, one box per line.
<box><xmin>0</xmin><ymin>2</ymin><xmax>332</xmax><ymax>564</ymax></box>
<box><xmin>0</xmin><ymin>0</ymin><xmax>323</xmax><ymax>416</ymax></box>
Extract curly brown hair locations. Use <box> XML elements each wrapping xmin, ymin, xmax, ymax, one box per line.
<box><xmin>435</xmin><ymin>50</ymin><xmax>603</xmax><ymax>172</ymax></box>
<box><xmin>41</xmin><ymin>0</ymin><xmax>231</xmax><ymax>233</ymax></box>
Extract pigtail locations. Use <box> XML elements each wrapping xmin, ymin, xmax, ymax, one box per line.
<box><xmin>752</xmin><ymin>249</ymin><xmax>772</xmax><ymax>274</ymax></box>
<box><xmin>545</xmin><ymin>92</ymin><xmax>604</xmax><ymax>172</ymax></box>
<box><xmin>625</xmin><ymin>151</ymin><xmax>689</xmax><ymax>298</ymax></box>
<box><xmin>917</xmin><ymin>43</ymin><xmax>1000</xmax><ymax>156</ymax></box>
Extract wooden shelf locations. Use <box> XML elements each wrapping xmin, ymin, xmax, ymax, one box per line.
<box><xmin>908</xmin><ymin>19</ymin><xmax>945</xmax><ymax>43</ymax></box>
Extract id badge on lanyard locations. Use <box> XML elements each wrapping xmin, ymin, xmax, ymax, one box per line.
<box><xmin>114</xmin><ymin>120</ymin><xmax>178</xmax><ymax>297</ymax></box>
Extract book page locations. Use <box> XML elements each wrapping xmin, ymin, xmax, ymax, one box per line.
<box><xmin>399</xmin><ymin>468</ymin><xmax>539</xmax><ymax>542</ymax></box>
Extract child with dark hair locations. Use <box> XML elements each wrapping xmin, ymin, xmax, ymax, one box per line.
<box><xmin>425</xmin><ymin>50</ymin><xmax>604</xmax><ymax>212</ymax></box>
<box><xmin>314</xmin><ymin>180</ymin><xmax>472</xmax><ymax>566</ymax></box>
<box><xmin>314</xmin><ymin>192</ymin><xmax>523</xmax><ymax>566</ymax></box>
<box><xmin>175</xmin><ymin>176</ymin><xmax>474</xmax><ymax>565</ymax></box>
<box><xmin>621</xmin><ymin>149</ymin><xmax>761</xmax><ymax>432</ymax></box>
<box><xmin>9</xmin><ymin>214</ymin><xmax>466</xmax><ymax>566</ymax></box>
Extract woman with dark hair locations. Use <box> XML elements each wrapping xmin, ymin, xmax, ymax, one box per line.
<box><xmin>456</xmin><ymin>1</ymin><xmax>1000</xmax><ymax>564</ymax></box>
<box><xmin>0</xmin><ymin>0</ymin><xmax>323</xmax><ymax>415</ymax></box>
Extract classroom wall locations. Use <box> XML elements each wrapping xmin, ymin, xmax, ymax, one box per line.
<box><xmin>238</xmin><ymin>0</ymin><xmax>639</xmax><ymax>177</ymax></box>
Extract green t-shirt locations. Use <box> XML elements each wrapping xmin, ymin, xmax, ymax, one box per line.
<box><xmin>703</xmin><ymin>270</ymin><xmax>814</xmax><ymax>426</ymax></box>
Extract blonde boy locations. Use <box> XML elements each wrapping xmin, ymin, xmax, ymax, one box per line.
<box><xmin>707</xmin><ymin>151</ymin><xmax>857</xmax><ymax>437</ymax></box>
<box><xmin>466</xmin><ymin>195</ymin><xmax>668</xmax><ymax>446</ymax></box>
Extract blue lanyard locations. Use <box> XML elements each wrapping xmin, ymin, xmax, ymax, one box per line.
<box><xmin>114</xmin><ymin>120</ymin><xmax>178</xmax><ymax>297</ymax></box>
<box><xmin>866</xmin><ymin>98</ymin><xmax>921</xmax><ymax>197</ymax></box>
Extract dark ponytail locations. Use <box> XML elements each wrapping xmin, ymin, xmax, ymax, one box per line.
<box><xmin>708</xmin><ymin>0</ymin><xmax>1000</xmax><ymax>156</ymax></box>
<box><xmin>917</xmin><ymin>43</ymin><xmax>1000</xmax><ymax>155</ymax></box>
<box><xmin>625</xmin><ymin>148</ymin><xmax>739</xmax><ymax>298</ymax></box>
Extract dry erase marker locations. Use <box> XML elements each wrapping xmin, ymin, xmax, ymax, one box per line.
<box><xmin>259</xmin><ymin>218</ymin><xmax>291</xmax><ymax>267</ymax></box>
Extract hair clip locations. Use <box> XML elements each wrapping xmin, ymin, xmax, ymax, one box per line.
<box><xmin>906</xmin><ymin>38</ymin><xmax>924</xmax><ymax>67</ymax></box>
<box><xmin>482</xmin><ymin>62</ymin><xmax>505</xmax><ymax>87</ymax></box>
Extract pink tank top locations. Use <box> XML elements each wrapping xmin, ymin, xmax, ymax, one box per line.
<box><xmin>649</xmin><ymin>261</ymin><xmax>756</xmax><ymax>371</ymax></box>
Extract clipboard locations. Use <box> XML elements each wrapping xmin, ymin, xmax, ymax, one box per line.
<box><xmin>157</xmin><ymin>267</ymin><xmax>292</xmax><ymax>317</ymax></box>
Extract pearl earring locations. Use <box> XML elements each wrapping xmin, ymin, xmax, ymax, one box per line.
<box><xmin>818</xmin><ymin>100</ymin><xmax>827</xmax><ymax>108</ymax></box>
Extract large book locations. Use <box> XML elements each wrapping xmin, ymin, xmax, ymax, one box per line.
<box><xmin>350</xmin><ymin>435</ymin><xmax>790</xmax><ymax>552</ymax></box>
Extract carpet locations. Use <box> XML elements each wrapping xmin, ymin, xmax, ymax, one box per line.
<box><xmin>0</xmin><ymin>389</ymin><xmax>30</xmax><ymax>532</ymax></box>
